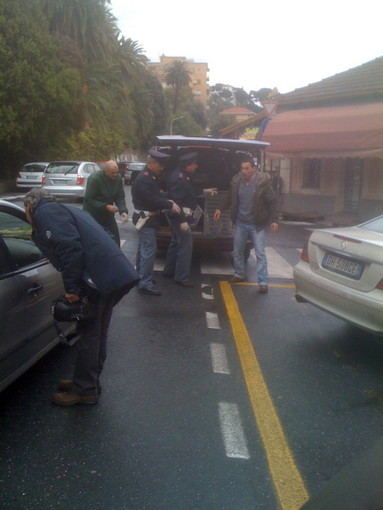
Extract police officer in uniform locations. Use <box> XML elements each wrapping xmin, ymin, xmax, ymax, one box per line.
<box><xmin>163</xmin><ymin>152</ymin><xmax>200</xmax><ymax>287</ymax></box>
<box><xmin>131</xmin><ymin>150</ymin><xmax>180</xmax><ymax>296</ymax></box>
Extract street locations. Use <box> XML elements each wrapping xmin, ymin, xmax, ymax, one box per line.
<box><xmin>1</xmin><ymin>188</ymin><xmax>383</xmax><ymax>510</ymax></box>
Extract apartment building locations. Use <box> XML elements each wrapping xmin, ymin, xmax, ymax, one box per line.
<box><xmin>148</xmin><ymin>55</ymin><xmax>209</xmax><ymax>106</ymax></box>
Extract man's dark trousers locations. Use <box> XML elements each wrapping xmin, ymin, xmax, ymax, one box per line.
<box><xmin>72</xmin><ymin>291</ymin><xmax>119</xmax><ymax>396</ymax></box>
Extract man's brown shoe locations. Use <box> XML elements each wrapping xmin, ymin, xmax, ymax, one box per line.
<box><xmin>57</xmin><ymin>380</ymin><xmax>73</xmax><ymax>392</ymax></box>
<box><xmin>228</xmin><ymin>276</ymin><xmax>245</xmax><ymax>283</ymax></box>
<box><xmin>52</xmin><ymin>391</ymin><xmax>99</xmax><ymax>406</ymax></box>
<box><xmin>258</xmin><ymin>285</ymin><xmax>268</xmax><ymax>294</ymax></box>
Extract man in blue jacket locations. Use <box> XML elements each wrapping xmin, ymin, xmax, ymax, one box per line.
<box><xmin>24</xmin><ymin>188</ymin><xmax>139</xmax><ymax>406</ymax></box>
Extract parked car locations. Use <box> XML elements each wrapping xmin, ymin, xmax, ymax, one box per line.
<box><xmin>0</xmin><ymin>200</ymin><xmax>76</xmax><ymax>392</ymax></box>
<box><xmin>154</xmin><ymin>135</ymin><xmax>269</xmax><ymax>253</ymax></box>
<box><xmin>42</xmin><ymin>161</ymin><xmax>100</xmax><ymax>200</ymax></box>
<box><xmin>124</xmin><ymin>161</ymin><xmax>146</xmax><ymax>184</ymax></box>
<box><xmin>16</xmin><ymin>162</ymin><xmax>49</xmax><ymax>189</ymax></box>
<box><xmin>117</xmin><ymin>161</ymin><xmax>130</xmax><ymax>180</ymax></box>
<box><xmin>294</xmin><ymin>215</ymin><xmax>383</xmax><ymax>335</ymax></box>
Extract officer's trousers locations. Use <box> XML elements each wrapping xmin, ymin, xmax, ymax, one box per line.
<box><xmin>163</xmin><ymin>218</ymin><xmax>193</xmax><ymax>283</ymax></box>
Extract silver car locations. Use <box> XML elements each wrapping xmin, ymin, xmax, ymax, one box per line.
<box><xmin>124</xmin><ymin>162</ymin><xmax>146</xmax><ymax>184</ymax></box>
<box><xmin>294</xmin><ymin>215</ymin><xmax>383</xmax><ymax>335</ymax></box>
<box><xmin>0</xmin><ymin>200</ymin><xmax>76</xmax><ymax>392</ymax></box>
<box><xmin>16</xmin><ymin>162</ymin><xmax>49</xmax><ymax>189</ymax></box>
<box><xmin>42</xmin><ymin>161</ymin><xmax>100</xmax><ymax>200</ymax></box>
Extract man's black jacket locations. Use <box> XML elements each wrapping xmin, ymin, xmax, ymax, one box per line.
<box><xmin>32</xmin><ymin>199</ymin><xmax>138</xmax><ymax>296</ymax></box>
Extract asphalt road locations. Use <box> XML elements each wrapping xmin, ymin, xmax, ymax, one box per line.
<box><xmin>1</xmin><ymin>189</ymin><xmax>383</xmax><ymax>509</ymax></box>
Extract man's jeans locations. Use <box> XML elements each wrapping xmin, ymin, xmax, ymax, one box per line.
<box><xmin>136</xmin><ymin>226</ymin><xmax>157</xmax><ymax>290</ymax></box>
<box><xmin>233</xmin><ymin>221</ymin><xmax>268</xmax><ymax>285</ymax></box>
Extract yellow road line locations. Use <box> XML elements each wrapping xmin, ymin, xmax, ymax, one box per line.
<box><xmin>220</xmin><ymin>281</ymin><xmax>308</xmax><ymax>510</ymax></box>
<box><xmin>234</xmin><ymin>282</ymin><xmax>295</xmax><ymax>289</ymax></box>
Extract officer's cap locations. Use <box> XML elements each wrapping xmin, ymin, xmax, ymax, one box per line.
<box><xmin>148</xmin><ymin>149</ymin><xmax>170</xmax><ymax>163</ymax></box>
<box><xmin>179</xmin><ymin>152</ymin><xmax>198</xmax><ymax>164</ymax></box>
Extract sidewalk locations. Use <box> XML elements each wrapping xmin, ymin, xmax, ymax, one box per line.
<box><xmin>281</xmin><ymin>211</ymin><xmax>362</xmax><ymax>228</ymax></box>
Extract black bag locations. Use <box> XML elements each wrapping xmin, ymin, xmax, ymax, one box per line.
<box><xmin>52</xmin><ymin>295</ymin><xmax>96</xmax><ymax>322</ymax></box>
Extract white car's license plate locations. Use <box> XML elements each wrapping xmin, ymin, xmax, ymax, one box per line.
<box><xmin>26</xmin><ymin>175</ymin><xmax>36</xmax><ymax>179</ymax></box>
<box><xmin>322</xmin><ymin>253</ymin><xmax>363</xmax><ymax>279</ymax></box>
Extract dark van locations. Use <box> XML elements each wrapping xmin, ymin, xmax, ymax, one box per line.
<box><xmin>154</xmin><ymin>136</ymin><xmax>270</xmax><ymax>253</ymax></box>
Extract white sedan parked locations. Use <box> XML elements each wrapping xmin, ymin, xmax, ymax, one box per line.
<box><xmin>16</xmin><ymin>162</ymin><xmax>49</xmax><ymax>189</ymax></box>
<box><xmin>294</xmin><ymin>216</ymin><xmax>383</xmax><ymax>335</ymax></box>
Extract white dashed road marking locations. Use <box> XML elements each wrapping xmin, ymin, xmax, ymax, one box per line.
<box><xmin>218</xmin><ymin>402</ymin><xmax>250</xmax><ymax>459</ymax></box>
<box><xmin>210</xmin><ymin>343</ymin><xmax>230</xmax><ymax>374</ymax></box>
<box><xmin>206</xmin><ymin>312</ymin><xmax>220</xmax><ymax>329</ymax></box>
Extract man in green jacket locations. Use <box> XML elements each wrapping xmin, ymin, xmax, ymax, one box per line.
<box><xmin>83</xmin><ymin>160</ymin><xmax>129</xmax><ymax>245</ymax></box>
<box><xmin>214</xmin><ymin>156</ymin><xmax>278</xmax><ymax>293</ymax></box>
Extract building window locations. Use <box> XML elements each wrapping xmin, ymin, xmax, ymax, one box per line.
<box><xmin>302</xmin><ymin>159</ymin><xmax>321</xmax><ymax>189</ymax></box>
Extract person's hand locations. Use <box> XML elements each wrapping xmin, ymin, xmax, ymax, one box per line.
<box><xmin>64</xmin><ymin>293</ymin><xmax>81</xmax><ymax>303</ymax></box>
<box><xmin>270</xmin><ymin>222</ymin><xmax>278</xmax><ymax>233</ymax></box>
<box><xmin>180</xmin><ymin>222</ymin><xmax>191</xmax><ymax>232</ymax></box>
<box><xmin>120</xmin><ymin>212</ymin><xmax>129</xmax><ymax>223</ymax></box>
<box><xmin>213</xmin><ymin>209</ymin><xmax>221</xmax><ymax>221</ymax></box>
<box><xmin>171</xmin><ymin>201</ymin><xmax>181</xmax><ymax>214</ymax></box>
<box><xmin>106</xmin><ymin>205</ymin><xmax>119</xmax><ymax>213</ymax></box>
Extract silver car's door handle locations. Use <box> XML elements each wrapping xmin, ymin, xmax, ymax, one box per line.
<box><xmin>27</xmin><ymin>284</ymin><xmax>44</xmax><ymax>296</ymax></box>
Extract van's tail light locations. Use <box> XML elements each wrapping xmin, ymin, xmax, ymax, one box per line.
<box><xmin>300</xmin><ymin>238</ymin><xmax>310</xmax><ymax>263</ymax></box>
<box><xmin>76</xmin><ymin>177</ymin><xmax>85</xmax><ymax>185</ymax></box>
<box><xmin>375</xmin><ymin>279</ymin><xmax>383</xmax><ymax>291</ymax></box>
<box><xmin>16</xmin><ymin>172</ymin><xmax>21</xmax><ymax>178</ymax></box>
<box><xmin>41</xmin><ymin>175</ymin><xmax>46</xmax><ymax>185</ymax></box>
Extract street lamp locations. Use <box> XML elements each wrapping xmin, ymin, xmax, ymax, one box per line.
<box><xmin>170</xmin><ymin>116</ymin><xmax>184</xmax><ymax>135</ymax></box>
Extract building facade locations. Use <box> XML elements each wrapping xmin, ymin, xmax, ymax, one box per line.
<box><xmin>221</xmin><ymin>57</ymin><xmax>383</xmax><ymax>223</ymax></box>
<box><xmin>148</xmin><ymin>55</ymin><xmax>209</xmax><ymax>106</ymax></box>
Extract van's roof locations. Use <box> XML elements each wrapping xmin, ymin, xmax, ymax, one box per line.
<box><xmin>156</xmin><ymin>136</ymin><xmax>269</xmax><ymax>151</ymax></box>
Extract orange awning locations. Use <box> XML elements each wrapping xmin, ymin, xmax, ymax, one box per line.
<box><xmin>262</xmin><ymin>103</ymin><xmax>383</xmax><ymax>159</ymax></box>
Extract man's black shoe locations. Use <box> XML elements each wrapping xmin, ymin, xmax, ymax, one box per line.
<box><xmin>138</xmin><ymin>288</ymin><xmax>162</xmax><ymax>296</ymax></box>
<box><xmin>175</xmin><ymin>281</ymin><xmax>194</xmax><ymax>288</ymax></box>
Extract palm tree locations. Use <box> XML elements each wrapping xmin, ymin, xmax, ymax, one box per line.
<box><xmin>164</xmin><ymin>60</ymin><xmax>192</xmax><ymax>113</ymax></box>
<box><xmin>41</xmin><ymin>0</ymin><xmax>119</xmax><ymax>64</ymax></box>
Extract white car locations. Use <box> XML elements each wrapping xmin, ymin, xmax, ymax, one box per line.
<box><xmin>16</xmin><ymin>162</ymin><xmax>49</xmax><ymax>189</ymax></box>
<box><xmin>294</xmin><ymin>215</ymin><xmax>383</xmax><ymax>335</ymax></box>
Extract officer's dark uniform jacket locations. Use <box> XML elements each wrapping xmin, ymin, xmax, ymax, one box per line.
<box><xmin>131</xmin><ymin>168</ymin><xmax>173</xmax><ymax>228</ymax></box>
<box><xmin>219</xmin><ymin>171</ymin><xmax>278</xmax><ymax>230</ymax></box>
<box><xmin>31</xmin><ymin>199</ymin><xmax>138</xmax><ymax>296</ymax></box>
<box><xmin>167</xmin><ymin>167</ymin><xmax>199</xmax><ymax>224</ymax></box>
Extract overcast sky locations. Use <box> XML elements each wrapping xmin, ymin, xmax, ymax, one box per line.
<box><xmin>110</xmin><ymin>0</ymin><xmax>382</xmax><ymax>94</ymax></box>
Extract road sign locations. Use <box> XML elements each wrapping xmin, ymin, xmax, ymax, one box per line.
<box><xmin>261</xmin><ymin>101</ymin><xmax>277</xmax><ymax>116</ymax></box>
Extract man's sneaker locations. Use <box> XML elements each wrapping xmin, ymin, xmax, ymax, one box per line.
<box><xmin>258</xmin><ymin>285</ymin><xmax>268</xmax><ymax>294</ymax></box>
<box><xmin>175</xmin><ymin>281</ymin><xmax>194</xmax><ymax>287</ymax></box>
<box><xmin>228</xmin><ymin>276</ymin><xmax>245</xmax><ymax>283</ymax></box>
<box><xmin>138</xmin><ymin>287</ymin><xmax>161</xmax><ymax>296</ymax></box>
<box><xmin>52</xmin><ymin>391</ymin><xmax>99</xmax><ymax>406</ymax></box>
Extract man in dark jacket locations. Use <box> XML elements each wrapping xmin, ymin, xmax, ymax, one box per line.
<box><xmin>24</xmin><ymin>188</ymin><xmax>139</xmax><ymax>406</ymax></box>
<box><xmin>213</xmin><ymin>156</ymin><xmax>278</xmax><ymax>293</ymax></box>
<box><xmin>163</xmin><ymin>152</ymin><xmax>199</xmax><ymax>287</ymax></box>
<box><xmin>83</xmin><ymin>160</ymin><xmax>129</xmax><ymax>245</ymax></box>
<box><xmin>131</xmin><ymin>150</ymin><xmax>180</xmax><ymax>296</ymax></box>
